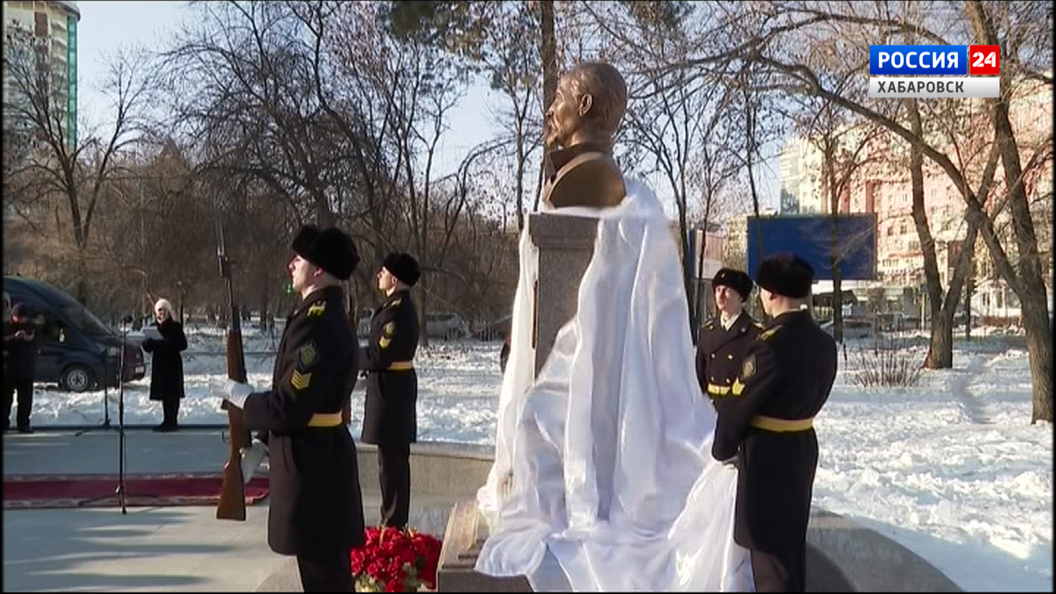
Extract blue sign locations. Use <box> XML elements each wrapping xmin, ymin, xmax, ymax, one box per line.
<box><xmin>747</xmin><ymin>214</ymin><xmax>877</xmax><ymax>281</ymax></box>
<box><xmin>870</xmin><ymin>45</ymin><xmax>967</xmax><ymax>76</ymax></box>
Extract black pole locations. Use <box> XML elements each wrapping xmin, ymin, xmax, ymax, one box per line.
<box><xmin>76</xmin><ymin>318</ymin><xmax>158</xmax><ymax>510</ymax></box>
<box><xmin>102</xmin><ymin>353</ymin><xmax>111</xmax><ymax>427</ymax></box>
<box><xmin>118</xmin><ymin>326</ymin><xmax>127</xmax><ymax>514</ymax></box>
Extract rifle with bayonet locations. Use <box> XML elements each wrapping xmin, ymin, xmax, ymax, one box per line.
<box><xmin>215</xmin><ymin>213</ymin><xmax>250</xmax><ymax>521</ymax></box>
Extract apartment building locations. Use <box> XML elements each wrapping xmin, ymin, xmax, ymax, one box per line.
<box><xmin>2</xmin><ymin>0</ymin><xmax>80</xmax><ymax>148</ymax></box>
<box><xmin>773</xmin><ymin>79</ymin><xmax>1052</xmax><ymax>321</ymax></box>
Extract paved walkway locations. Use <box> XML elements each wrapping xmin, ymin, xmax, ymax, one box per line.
<box><xmin>3</xmin><ymin>429</ymin><xmax>458</xmax><ymax>592</ymax></box>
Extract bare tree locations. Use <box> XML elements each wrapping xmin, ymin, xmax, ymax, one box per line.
<box><xmin>799</xmin><ymin>106</ymin><xmax>885</xmax><ymax>342</ymax></box>
<box><xmin>702</xmin><ymin>0</ymin><xmax>1053</xmax><ymax>421</ymax></box>
<box><xmin>482</xmin><ymin>2</ymin><xmax>544</xmax><ymax>231</ymax></box>
<box><xmin>3</xmin><ymin>35</ymin><xmax>153</xmax><ymax>303</ymax></box>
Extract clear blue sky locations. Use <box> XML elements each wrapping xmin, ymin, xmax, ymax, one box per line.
<box><xmin>75</xmin><ymin>1</ymin><xmax>778</xmax><ymax>217</ymax></box>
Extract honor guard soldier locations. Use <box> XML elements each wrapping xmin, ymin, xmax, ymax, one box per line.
<box><xmin>217</xmin><ymin>224</ymin><xmax>366</xmax><ymax>592</ymax></box>
<box><xmin>360</xmin><ymin>252</ymin><xmax>421</xmax><ymax>530</ymax></box>
<box><xmin>712</xmin><ymin>253</ymin><xmax>838</xmax><ymax>592</ymax></box>
<box><xmin>695</xmin><ymin>267</ymin><xmax>762</xmax><ymax>404</ymax></box>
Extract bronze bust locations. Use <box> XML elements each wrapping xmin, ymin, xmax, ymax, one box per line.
<box><xmin>542</xmin><ymin>62</ymin><xmax>628</xmax><ymax>209</ymax></box>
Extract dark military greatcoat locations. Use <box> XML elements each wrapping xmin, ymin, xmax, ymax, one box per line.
<box><xmin>360</xmin><ymin>288</ymin><xmax>420</xmax><ymax>446</ymax></box>
<box><xmin>695</xmin><ymin>311</ymin><xmax>761</xmax><ymax>402</ymax></box>
<box><xmin>712</xmin><ymin>308</ymin><xmax>837</xmax><ymax>558</ymax></box>
<box><xmin>242</xmin><ymin>285</ymin><xmax>365</xmax><ymax>556</ymax></box>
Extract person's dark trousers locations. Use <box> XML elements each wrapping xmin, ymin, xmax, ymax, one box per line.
<box><xmin>162</xmin><ymin>399</ymin><xmax>179</xmax><ymax>427</ymax></box>
<box><xmin>750</xmin><ymin>547</ymin><xmax>806</xmax><ymax>592</ymax></box>
<box><xmin>2</xmin><ymin>378</ymin><xmax>14</xmax><ymax>430</ymax></box>
<box><xmin>296</xmin><ymin>548</ymin><xmax>352</xmax><ymax>592</ymax></box>
<box><xmin>3</xmin><ymin>379</ymin><xmax>33</xmax><ymax>431</ymax></box>
<box><xmin>377</xmin><ymin>440</ymin><xmax>411</xmax><ymax>529</ymax></box>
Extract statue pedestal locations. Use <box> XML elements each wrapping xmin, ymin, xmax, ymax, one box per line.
<box><xmin>527</xmin><ymin>213</ymin><xmax>599</xmax><ymax>374</ymax></box>
<box><xmin>435</xmin><ymin>212</ymin><xmax>598</xmax><ymax>592</ymax></box>
<box><xmin>435</xmin><ymin>500</ymin><xmax>531</xmax><ymax>592</ymax></box>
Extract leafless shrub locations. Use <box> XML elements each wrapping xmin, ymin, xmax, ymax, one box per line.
<box><xmin>852</xmin><ymin>337</ymin><xmax>923</xmax><ymax>388</ymax></box>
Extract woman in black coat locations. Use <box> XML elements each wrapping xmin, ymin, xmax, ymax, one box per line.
<box><xmin>142</xmin><ymin>298</ymin><xmax>188</xmax><ymax>432</ymax></box>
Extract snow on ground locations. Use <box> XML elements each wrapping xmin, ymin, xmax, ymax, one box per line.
<box><xmin>17</xmin><ymin>326</ymin><xmax>1053</xmax><ymax>592</ymax></box>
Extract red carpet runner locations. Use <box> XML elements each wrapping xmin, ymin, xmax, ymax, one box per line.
<box><xmin>3</xmin><ymin>472</ymin><xmax>269</xmax><ymax>510</ymax></box>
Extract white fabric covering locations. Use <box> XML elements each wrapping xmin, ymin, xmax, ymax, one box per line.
<box><xmin>476</xmin><ymin>178</ymin><xmax>753</xmax><ymax>591</ymax></box>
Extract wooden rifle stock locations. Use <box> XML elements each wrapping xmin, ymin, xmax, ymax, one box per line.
<box><xmin>215</xmin><ymin>214</ymin><xmax>251</xmax><ymax>521</ymax></box>
<box><xmin>216</xmin><ymin>325</ymin><xmax>249</xmax><ymax>521</ymax></box>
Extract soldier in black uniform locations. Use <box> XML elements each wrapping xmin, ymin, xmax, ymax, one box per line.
<box><xmin>360</xmin><ymin>252</ymin><xmax>421</xmax><ymax>529</ymax></box>
<box><xmin>712</xmin><ymin>253</ymin><xmax>837</xmax><ymax>592</ymax></box>
<box><xmin>695</xmin><ymin>267</ymin><xmax>761</xmax><ymax>404</ymax></box>
<box><xmin>219</xmin><ymin>224</ymin><xmax>365</xmax><ymax>592</ymax></box>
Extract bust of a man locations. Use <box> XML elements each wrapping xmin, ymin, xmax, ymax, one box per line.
<box><xmin>542</xmin><ymin>62</ymin><xmax>628</xmax><ymax>209</ymax></box>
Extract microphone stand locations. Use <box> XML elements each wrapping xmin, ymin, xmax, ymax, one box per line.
<box><xmin>78</xmin><ymin>317</ymin><xmax>158</xmax><ymax>513</ymax></box>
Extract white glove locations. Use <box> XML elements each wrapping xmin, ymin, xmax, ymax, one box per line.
<box><xmin>211</xmin><ymin>379</ymin><xmax>255</xmax><ymax>410</ymax></box>
<box><xmin>240</xmin><ymin>438</ymin><xmax>269</xmax><ymax>483</ymax></box>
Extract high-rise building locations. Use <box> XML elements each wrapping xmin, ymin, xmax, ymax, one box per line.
<box><xmin>3</xmin><ymin>0</ymin><xmax>80</xmax><ymax>148</ymax></box>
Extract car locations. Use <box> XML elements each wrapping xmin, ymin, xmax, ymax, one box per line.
<box><xmin>358</xmin><ymin>309</ymin><xmax>469</xmax><ymax>339</ymax></box>
<box><xmin>426</xmin><ymin>312</ymin><xmax>470</xmax><ymax>339</ymax></box>
<box><xmin>819</xmin><ymin>319</ymin><xmax>877</xmax><ymax>340</ymax></box>
<box><xmin>3</xmin><ymin>276</ymin><xmax>146</xmax><ymax>392</ymax></box>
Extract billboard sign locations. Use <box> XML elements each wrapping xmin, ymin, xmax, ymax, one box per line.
<box><xmin>747</xmin><ymin>214</ymin><xmax>877</xmax><ymax>281</ymax></box>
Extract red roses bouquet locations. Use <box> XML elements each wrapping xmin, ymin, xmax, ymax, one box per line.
<box><xmin>351</xmin><ymin>526</ymin><xmax>443</xmax><ymax>592</ymax></box>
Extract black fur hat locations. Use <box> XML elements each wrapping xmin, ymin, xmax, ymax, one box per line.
<box><xmin>712</xmin><ymin>267</ymin><xmax>753</xmax><ymax>301</ymax></box>
<box><xmin>383</xmin><ymin>252</ymin><xmax>421</xmax><ymax>286</ymax></box>
<box><xmin>755</xmin><ymin>253</ymin><xmax>815</xmax><ymax>299</ymax></box>
<box><xmin>291</xmin><ymin>225</ymin><xmax>359</xmax><ymax>281</ymax></box>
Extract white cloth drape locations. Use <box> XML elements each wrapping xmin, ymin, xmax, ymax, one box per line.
<box><xmin>476</xmin><ymin>179</ymin><xmax>753</xmax><ymax>591</ymax></box>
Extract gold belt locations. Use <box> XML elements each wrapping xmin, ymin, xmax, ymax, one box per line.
<box><xmin>387</xmin><ymin>360</ymin><xmax>414</xmax><ymax>371</ymax></box>
<box><xmin>307</xmin><ymin>412</ymin><xmax>343</xmax><ymax>427</ymax></box>
<box><xmin>707</xmin><ymin>383</ymin><xmax>731</xmax><ymax>396</ymax></box>
<box><xmin>749</xmin><ymin>415</ymin><xmax>814</xmax><ymax>432</ymax></box>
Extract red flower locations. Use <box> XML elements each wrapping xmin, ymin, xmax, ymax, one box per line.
<box><xmin>351</xmin><ymin>526</ymin><xmax>443</xmax><ymax>591</ymax></box>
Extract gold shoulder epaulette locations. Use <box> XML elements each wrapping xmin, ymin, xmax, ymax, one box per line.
<box><xmin>389</xmin><ymin>298</ymin><xmax>402</xmax><ymax>308</ymax></box>
<box><xmin>307</xmin><ymin>301</ymin><xmax>326</xmax><ymax>317</ymax></box>
<box><xmin>759</xmin><ymin>325</ymin><xmax>783</xmax><ymax>341</ymax></box>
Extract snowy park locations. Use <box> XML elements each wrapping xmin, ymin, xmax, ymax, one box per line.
<box><xmin>16</xmin><ymin>324</ymin><xmax>1054</xmax><ymax>592</ymax></box>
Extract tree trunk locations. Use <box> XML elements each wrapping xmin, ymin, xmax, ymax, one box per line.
<box><xmin>540</xmin><ymin>1</ymin><xmax>557</xmax><ymax>117</ymax></box>
<box><xmin>417</xmin><ymin>283</ymin><xmax>430</xmax><ymax>348</ymax></box>
<box><xmin>1023</xmin><ymin>300</ymin><xmax>1054</xmax><ymax>423</ymax></box>
<box><xmin>828</xmin><ymin>165</ymin><xmax>844</xmax><ymax>343</ymax></box>
<box><xmin>535</xmin><ymin>0</ymin><xmax>557</xmax><ymax>214</ymax></box>
<box><xmin>966</xmin><ymin>0</ymin><xmax>1052</xmax><ymax>422</ymax></box>
<box><xmin>965</xmin><ymin>259</ymin><xmax>974</xmax><ymax>341</ymax></box>
<box><xmin>906</xmin><ymin>99</ymin><xmax>951</xmax><ymax>369</ymax></box>
<box><xmin>75</xmin><ymin>254</ymin><xmax>90</xmax><ymax>306</ymax></box>
<box><xmin>832</xmin><ymin>269</ymin><xmax>843</xmax><ymax>343</ymax></box>
<box><xmin>515</xmin><ymin>140</ymin><xmax>526</xmax><ymax>231</ymax></box>
<box><xmin>927</xmin><ymin>313</ymin><xmax>954</xmax><ymax>369</ymax></box>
